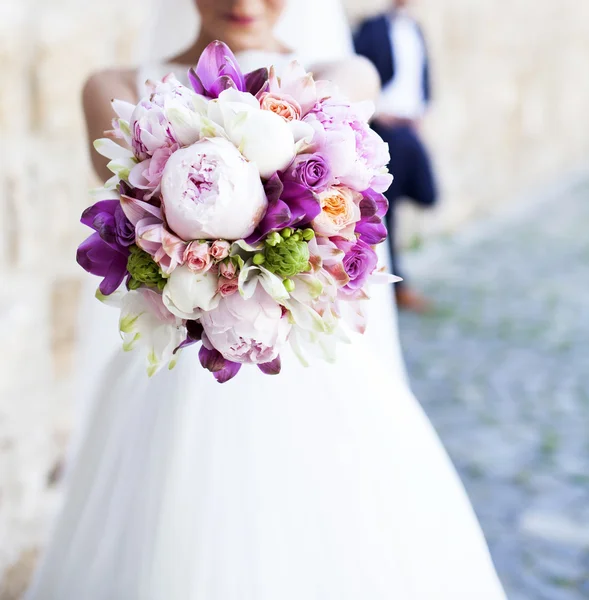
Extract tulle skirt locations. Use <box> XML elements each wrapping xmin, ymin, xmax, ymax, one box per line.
<box><xmin>26</xmin><ymin>276</ymin><xmax>505</xmax><ymax>600</ymax></box>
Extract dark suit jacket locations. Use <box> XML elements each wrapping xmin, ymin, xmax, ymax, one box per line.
<box><xmin>353</xmin><ymin>14</ymin><xmax>432</xmax><ymax>104</ymax></box>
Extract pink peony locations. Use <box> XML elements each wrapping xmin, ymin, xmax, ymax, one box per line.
<box><xmin>183</xmin><ymin>241</ymin><xmax>212</xmax><ymax>273</ymax></box>
<box><xmin>304</xmin><ymin>99</ymin><xmax>393</xmax><ymax>194</ymax></box>
<box><xmin>128</xmin><ymin>144</ymin><xmax>177</xmax><ymax>198</ymax></box>
<box><xmin>200</xmin><ymin>285</ymin><xmax>291</xmax><ymax>364</ymax></box>
<box><xmin>130</xmin><ymin>100</ymin><xmax>177</xmax><ymax>161</ymax></box>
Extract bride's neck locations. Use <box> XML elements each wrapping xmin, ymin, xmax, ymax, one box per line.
<box><xmin>171</xmin><ymin>32</ymin><xmax>288</xmax><ymax>66</ymax></box>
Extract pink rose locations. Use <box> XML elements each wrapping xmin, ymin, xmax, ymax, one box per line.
<box><xmin>217</xmin><ymin>276</ymin><xmax>239</xmax><ymax>297</ymax></box>
<box><xmin>259</xmin><ymin>92</ymin><xmax>301</xmax><ymax>121</ymax></box>
<box><xmin>210</xmin><ymin>240</ymin><xmax>230</xmax><ymax>261</ymax></box>
<box><xmin>219</xmin><ymin>260</ymin><xmax>237</xmax><ymax>279</ymax></box>
<box><xmin>183</xmin><ymin>241</ymin><xmax>211</xmax><ymax>273</ymax></box>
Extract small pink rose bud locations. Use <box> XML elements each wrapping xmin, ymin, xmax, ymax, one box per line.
<box><xmin>210</xmin><ymin>240</ymin><xmax>230</xmax><ymax>261</ymax></box>
<box><xmin>219</xmin><ymin>260</ymin><xmax>237</xmax><ymax>280</ymax></box>
<box><xmin>217</xmin><ymin>276</ymin><xmax>239</xmax><ymax>297</ymax></box>
<box><xmin>184</xmin><ymin>241</ymin><xmax>212</xmax><ymax>273</ymax></box>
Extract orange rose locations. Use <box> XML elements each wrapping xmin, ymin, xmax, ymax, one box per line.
<box><xmin>312</xmin><ymin>186</ymin><xmax>362</xmax><ymax>239</ymax></box>
<box><xmin>259</xmin><ymin>92</ymin><xmax>302</xmax><ymax>121</ymax></box>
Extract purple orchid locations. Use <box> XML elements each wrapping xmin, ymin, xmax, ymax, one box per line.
<box><xmin>355</xmin><ymin>188</ymin><xmax>389</xmax><ymax>245</ymax></box>
<box><xmin>246</xmin><ymin>173</ymin><xmax>320</xmax><ymax>244</ymax></box>
<box><xmin>188</xmin><ymin>41</ymin><xmax>246</xmax><ymax>98</ymax></box>
<box><xmin>77</xmin><ymin>200</ymin><xmax>135</xmax><ymax>295</ymax></box>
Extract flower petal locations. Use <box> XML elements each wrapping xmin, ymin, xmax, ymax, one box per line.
<box><xmin>111</xmin><ymin>99</ymin><xmax>135</xmax><ymax>121</ymax></box>
<box><xmin>246</xmin><ymin>67</ymin><xmax>269</xmax><ymax>96</ymax></box>
<box><xmin>198</xmin><ymin>344</ymin><xmax>227</xmax><ymax>372</ymax></box>
<box><xmin>94</xmin><ymin>138</ymin><xmax>134</xmax><ymax>160</ymax></box>
<box><xmin>120</xmin><ymin>194</ymin><xmax>162</xmax><ymax>226</ymax></box>
<box><xmin>258</xmin><ymin>355</ymin><xmax>281</xmax><ymax>375</ymax></box>
<box><xmin>213</xmin><ymin>360</ymin><xmax>242</xmax><ymax>383</ymax></box>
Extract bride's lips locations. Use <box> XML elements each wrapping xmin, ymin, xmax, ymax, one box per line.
<box><xmin>224</xmin><ymin>13</ymin><xmax>258</xmax><ymax>26</ymax></box>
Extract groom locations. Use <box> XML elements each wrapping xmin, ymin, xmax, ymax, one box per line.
<box><xmin>354</xmin><ymin>0</ymin><xmax>437</xmax><ymax>313</ymax></box>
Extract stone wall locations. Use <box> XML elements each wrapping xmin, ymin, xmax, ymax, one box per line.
<box><xmin>1</xmin><ymin>0</ymin><xmax>589</xmax><ymax>595</ymax></box>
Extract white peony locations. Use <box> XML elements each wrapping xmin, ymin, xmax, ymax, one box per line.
<box><xmin>160</xmin><ymin>137</ymin><xmax>268</xmax><ymax>241</ymax></box>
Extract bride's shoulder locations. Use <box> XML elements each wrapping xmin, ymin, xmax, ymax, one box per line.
<box><xmin>82</xmin><ymin>68</ymin><xmax>139</xmax><ymax>108</ymax></box>
<box><xmin>312</xmin><ymin>55</ymin><xmax>380</xmax><ymax>103</ymax></box>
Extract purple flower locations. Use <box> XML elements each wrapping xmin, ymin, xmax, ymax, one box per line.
<box><xmin>258</xmin><ymin>355</ymin><xmax>282</xmax><ymax>375</ymax></box>
<box><xmin>198</xmin><ymin>340</ymin><xmax>242</xmax><ymax>383</ymax></box>
<box><xmin>246</xmin><ymin>173</ymin><xmax>320</xmax><ymax>244</ymax></box>
<box><xmin>77</xmin><ymin>200</ymin><xmax>134</xmax><ymax>295</ymax></box>
<box><xmin>244</xmin><ymin>67</ymin><xmax>269</xmax><ymax>96</ymax></box>
<box><xmin>340</xmin><ymin>239</ymin><xmax>378</xmax><ymax>295</ymax></box>
<box><xmin>284</xmin><ymin>153</ymin><xmax>331</xmax><ymax>192</ymax></box>
<box><xmin>188</xmin><ymin>41</ymin><xmax>245</xmax><ymax>99</ymax></box>
<box><xmin>81</xmin><ymin>200</ymin><xmax>135</xmax><ymax>247</ymax></box>
<box><xmin>355</xmin><ymin>188</ymin><xmax>389</xmax><ymax>245</ymax></box>
<box><xmin>173</xmin><ymin>320</ymin><xmax>204</xmax><ymax>354</ymax></box>
<box><xmin>77</xmin><ymin>233</ymin><xmax>129</xmax><ymax>295</ymax></box>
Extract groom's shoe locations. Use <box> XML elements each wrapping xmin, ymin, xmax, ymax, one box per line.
<box><xmin>395</xmin><ymin>286</ymin><xmax>433</xmax><ymax>314</ymax></box>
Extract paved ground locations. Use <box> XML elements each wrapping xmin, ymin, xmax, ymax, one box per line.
<box><xmin>398</xmin><ymin>175</ymin><xmax>589</xmax><ymax>599</ymax></box>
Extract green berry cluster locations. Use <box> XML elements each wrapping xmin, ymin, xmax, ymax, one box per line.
<box><xmin>254</xmin><ymin>228</ymin><xmax>315</xmax><ymax>291</ymax></box>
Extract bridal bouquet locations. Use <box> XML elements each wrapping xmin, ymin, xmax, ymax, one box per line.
<box><xmin>77</xmin><ymin>41</ymin><xmax>397</xmax><ymax>382</ymax></box>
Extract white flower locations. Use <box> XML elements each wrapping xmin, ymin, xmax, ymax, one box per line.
<box><xmin>160</xmin><ymin>137</ymin><xmax>268</xmax><ymax>241</ymax></box>
<box><xmin>119</xmin><ymin>288</ymin><xmax>186</xmax><ymax>377</ymax></box>
<box><xmin>162</xmin><ymin>264</ymin><xmax>220</xmax><ymax>319</ymax></box>
<box><xmin>208</xmin><ymin>88</ymin><xmax>296</xmax><ymax>178</ymax></box>
<box><xmin>200</xmin><ymin>285</ymin><xmax>291</xmax><ymax>364</ymax></box>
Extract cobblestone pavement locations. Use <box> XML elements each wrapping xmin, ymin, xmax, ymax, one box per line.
<box><xmin>398</xmin><ymin>176</ymin><xmax>589</xmax><ymax>599</ymax></box>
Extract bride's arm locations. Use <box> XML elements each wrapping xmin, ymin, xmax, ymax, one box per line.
<box><xmin>82</xmin><ymin>69</ymin><xmax>137</xmax><ymax>181</ymax></box>
<box><xmin>311</xmin><ymin>55</ymin><xmax>380</xmax><ymax>103</ymax></box>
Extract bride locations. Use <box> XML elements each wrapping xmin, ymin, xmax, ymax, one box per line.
<box><xmin>27</xmin><ymin>0</ymin><xmax>506</xmax><ymax>598</ymax></box>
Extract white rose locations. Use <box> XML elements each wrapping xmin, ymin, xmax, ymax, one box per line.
<box><xmin>160</xmin><ymin>137</ymin><xmax>268</xmax><ymax>241</ymax></box>
<box><xmin>162</xmin><ymin>264</ymin><xmax>220</xmax><ymax>319</ymax></box>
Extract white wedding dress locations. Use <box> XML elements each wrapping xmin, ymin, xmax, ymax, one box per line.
<box><xmin>26</xmin><ymin>53</ymin><xmax>506</xmax><ymax>600</ymax></box>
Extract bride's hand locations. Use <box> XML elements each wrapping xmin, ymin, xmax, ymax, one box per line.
<box><xmin>311</xmin><ymin>55</ymin><xmax>380</xmax><ymax>104</ymax></box>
